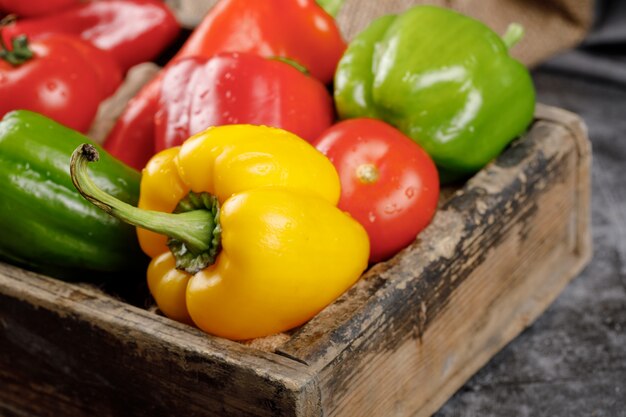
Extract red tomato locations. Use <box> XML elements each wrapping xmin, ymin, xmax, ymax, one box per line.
<box><xmin>313</xmin><ymin>118</ymin><xmax>440</xmax><ymax>263</ymax></box>
<box><xmin>0</xmin><ymin>34</ymin><xmax>122</xmax><ymax>132</ymax></box>
<box><xmin>61</xmin><ymin>34</ymin><xmax>123</xmax><ymax>99</ymax></box>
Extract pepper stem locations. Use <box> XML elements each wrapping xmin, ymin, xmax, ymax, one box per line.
<box><xmin>70</xmin><ymin>144</ymin><xmax>221</xmax><ymax>274</ymax></box>
<box><xmin>0</xmin><ymin>34</ymin><xmax>34</xmax><ymax>66</ymax></box>
<box><xmin>501</xmin><ymin>23</ymin><xmax>524</xmax><ymax>50</ymax></box>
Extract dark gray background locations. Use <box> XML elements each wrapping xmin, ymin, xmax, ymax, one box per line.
<box><xmin>436</xmin><ymin>1</ymin><xmax>626</xmax><ymax>415</ymax></box>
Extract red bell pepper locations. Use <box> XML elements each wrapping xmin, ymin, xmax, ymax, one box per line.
<box><xmin>0</xmin><ymin>33</ymin><xmax>123</xmax><ymax>132</ymax></box>
<box><xmin>2</xmin><ymin>0</ymin><xmax>180</xmax><ymax>72</ymax></box>
<box><xmin>103</xmin><ymin>0</ymin><xmax>345</xmax><ymax>170</ymax></box>
<box><xmin>174</xmin><ymin>0</ymin><xmax>345</xmax><ymax>85</ymax></box>
<box><xmin>0</xmin><ymin>0</ymin><xmax>80</xmax><ymax>17</ymax></box>
<box><xmin>154</xmin><ymin>53</ymin><xmax>334</xmax><ymax>151</ymax></box>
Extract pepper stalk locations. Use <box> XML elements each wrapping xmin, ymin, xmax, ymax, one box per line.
<box><xmin>70</xmin><ymin>144</ymin><xmax>221</xmax><ymax>274</ymax></box>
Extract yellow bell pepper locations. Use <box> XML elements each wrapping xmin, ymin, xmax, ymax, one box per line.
<box><xmin>70</xmin><ymin>125</ymin><xmax>369</xmax><ymax>340</ymax></box>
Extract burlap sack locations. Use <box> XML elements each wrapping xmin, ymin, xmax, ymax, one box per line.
<box><xmin>336</xmin><ymin>0</ymin><xmax>595</xmax><ymax>67</ymax></box>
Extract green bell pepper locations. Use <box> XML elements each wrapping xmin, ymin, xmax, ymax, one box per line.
<box><xmin>334</xmin><ymin>6</ymin><xmax>536</xmax><ymax>182</ymax></box>
<box><xmin>0</xmin><ymin>110</ymin><xmax>148</xmax><ymax>280</ymax></box>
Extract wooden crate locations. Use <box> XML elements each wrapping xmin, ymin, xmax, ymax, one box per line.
<box><xmin>0</xmin><ymin>104</ymin><xmax>591</xmax><ymax>416</ymax></box>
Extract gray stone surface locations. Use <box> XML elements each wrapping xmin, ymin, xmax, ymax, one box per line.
<box><xmin>435</xmin><ymin>68</ymin><xmax>626</xmax><ymax>416</ymax></box>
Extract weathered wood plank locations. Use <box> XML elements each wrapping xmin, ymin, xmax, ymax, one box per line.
<box><xmin>0</xmin><ymin>265</ymin><xmax>320</xmax><ymax>417</ymax></box>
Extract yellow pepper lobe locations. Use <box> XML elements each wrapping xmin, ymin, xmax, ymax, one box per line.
<box><xmin>147</xmin><ymin>252</ymin><xmax>192</xmax><ymax>324</ymax></box>
<box><xmin>138</xmin><ymin>147</ymin><xmax>189</xmax><ymax>257</ymax></box>
<box><xmin>186</xmin><ymin>187</ymin><xmax>370</xmax><ymax>340</ymax></box>
<box><xmin>175</xmin><ymin>125</ymin><xmax>341</xmax><ymax>205</ymax></box>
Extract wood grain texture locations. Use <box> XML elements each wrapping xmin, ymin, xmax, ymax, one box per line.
<box><xmin>0</xmin><ymin>266</ymin><xmax>320</xmax><ymax>417</ymax></box>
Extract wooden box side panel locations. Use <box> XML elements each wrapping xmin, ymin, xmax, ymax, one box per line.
<box><xmin>277</xmin><ymin>107</ymin><xmax>591</xmax><ymax>416</ymax></box>
<box><xmin>0</xmin><ymin>268</ymin><xmax>320</xmax><ymax>417</ymax></box>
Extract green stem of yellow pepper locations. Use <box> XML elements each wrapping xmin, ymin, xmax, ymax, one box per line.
<box><xmin>70</xmin><ymin>144</ymin><xmax>221</xmax><ymax>274</ymax></box>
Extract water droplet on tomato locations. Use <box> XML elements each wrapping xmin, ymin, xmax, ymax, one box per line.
<box><xmin>405</xmin><ymin>187</ymin><xmax>415</xmax><ymax>198</ymax></box>
<box><xmin>46</xmin><ymin>81</ymin><xmax>57</xmax><ymax>91</ymax></box>
<box><xmin>368</xmin><ymin>212</ymin><xmax>377</xmax><ymax>223</ymax></box>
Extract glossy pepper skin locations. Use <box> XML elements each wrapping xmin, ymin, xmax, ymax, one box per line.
<box><xmin>2</xmin><ymin>0</ymin><xmax>180</xmax><ymax>72</ymax></box>
<box><xmin>72</xmin><ymin>125</ymin><xmax>369</xmax><ymax>340</ymax></box>
<box><xmin>0</xmin><ymin>111</ymin><xmax>147</xmax><ymax>280</ymax></box>
<box><xmin>103</xmin><ymin>0</ymin><xmax>346</xmax><ymax>170</ymax></box>
<box><xmin>155</xmin><ymin>53</ymin><xmax>334</xmax><ymax>151</ymax></box>
<box><xmin>175</xmin><ymin>0</ymin><xmax>345</xmax><ymax>85</ymax></box>
<box><xmin>334</xmin><ymin>6</ymin><xmax>536</xmax><ymax>182</ymax></box>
